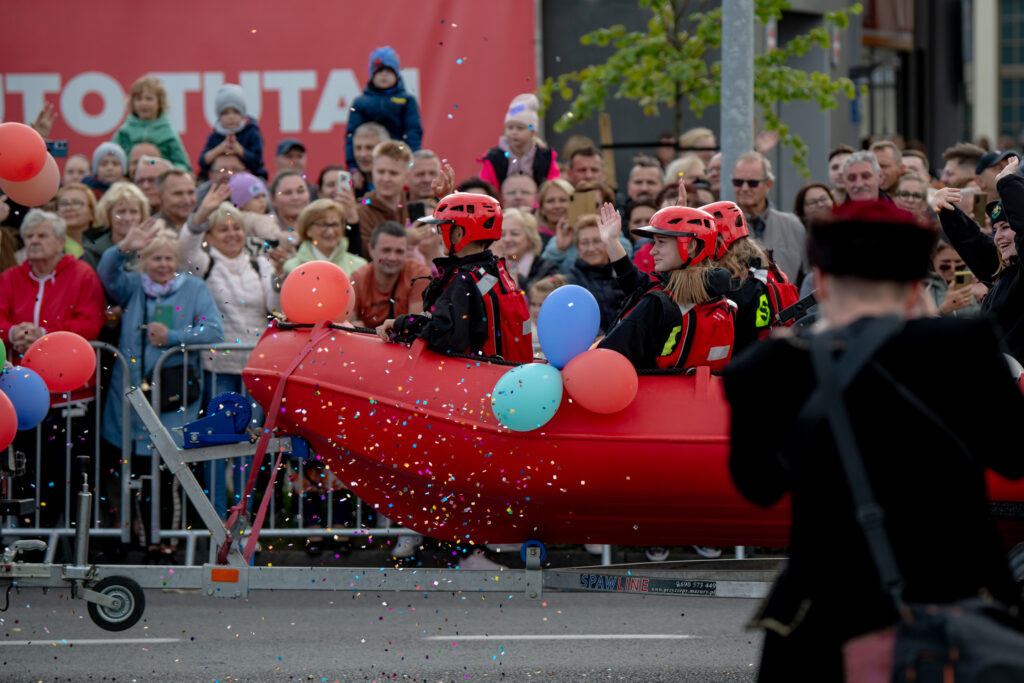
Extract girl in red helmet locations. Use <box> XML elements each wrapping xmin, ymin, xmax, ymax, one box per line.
<box><xmin>595</xmin><ymin>202</ymin><xmax>736</xmax><ymax>371</ymax></box>
<box><xmin>376</xmin><ymin>192</ymin><xmax>533</xmax><ymax>363</ymax></box>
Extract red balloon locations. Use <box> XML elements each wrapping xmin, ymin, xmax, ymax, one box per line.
<box><xmin>0</xmin><ymin>122</ymin><xmax>48</xmax><ymax>182</ymax></box>
<box><xmin>562</xmin><ymin>348</ymin><xmax>639</xmax><ymax>414</ymax></box>
<box><xmin>21</xmin><ymin>331</ymin><xmax>97</xmax><ymax>393</ymax></box>
<box><xmin>0</xmin><ymin>391</ymin><xmax>15</xmax><ymax>451</ymax></box>
<box><xmin>0</xmin><ymin>154</ymin><xmax>60</xmax><ymax>207</ymax></box>
<box><xmin>281</xmin><ymin>261</ymin><xmax>352</xmax><ymax>324</ymax></box>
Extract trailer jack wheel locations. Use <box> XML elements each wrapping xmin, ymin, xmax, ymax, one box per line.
<box><xmin>87</xmin><ymin>576</ymin><xmax>145</xmax><ymax>631</ymax></box>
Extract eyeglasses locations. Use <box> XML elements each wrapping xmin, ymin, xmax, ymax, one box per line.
<box><xmin>310</xmin><ymin>221</ymin><xmax>343</xmax><ymax>231</ymax></box>
<box><xmin>804</xmin><ymin>197</ymin><xmax>832</xmax><ymax>208</ymax></box>
<box><xmin>57</xmin><ymin>199</ymin><xmax>86</xmax><ymax>209</ymax></box>
<box><xmin>732</xmin><ymin>178</ymin><xmax>765</xmax><ymax>188</ymax></box>
<box><xmin>936</xmin><ymin>263</ymin><xmax>966</xmax><ymax>272</ymax></box>
<box><xmin>894</xmin><ymin>190</ymin><xmax>926</xmax><ymax>201</ymax></box>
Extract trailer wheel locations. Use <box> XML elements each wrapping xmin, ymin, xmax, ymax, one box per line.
<box><xmin>87</xmin><ymin>576</ymin><xmax>145</xmax><ymax>631</ymax></box>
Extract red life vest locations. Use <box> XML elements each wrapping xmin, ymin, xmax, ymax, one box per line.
<box><xmin>652</xmin><ymin>293</ymin><xmax>737</xmax><ymax>372</ymax></box>
<box><xmin>752</xmin><ymin>254</ymin><xmax>800</xmax><ymax>328</ymax></box>
<box><xmin>465</xmin><ymin>260</ymin><xmax>534</xmax><ymax>363</ymax></box>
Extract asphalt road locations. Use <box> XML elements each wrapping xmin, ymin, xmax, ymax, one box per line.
<box><xmin>1</xmin><ymin>585</ymin><xmax>763</xmax><ymax>681</ymax></box>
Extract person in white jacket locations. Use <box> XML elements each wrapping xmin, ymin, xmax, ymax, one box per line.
<box><xmin>180</xmin><ymin>183</ymin><xmax>283</xmax><ymax>516</ymax></box>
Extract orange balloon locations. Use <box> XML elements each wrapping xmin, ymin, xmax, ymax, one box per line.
<box><xmin>21</xmin><ymin>331</ymin><xmax>97</xmax><ymax>393</ymax></box>
<box><xmin>333</xmin><ymin>288</ymin><xmax>357</xmax><ymax>324</ymax></box>
<box><xmin>0</xmin><ymin>122</ymin><xmax>47</xmax><ymax>182</ymax></box>
<box><xmin>280</xmin><ymin>261</ymin><xmax>352</xmax><ymax>324</ymax></box>
<box><xmin>0</xmin><ymin>154</ymin><xmax>60</xmax><ymax>207</ymax></box>
<box><xmin>0</xmin><ymin>391</ymin><xmax>16</xmax><ymax>451</ymax></box>
<box><xmin>562</xmin><ymin>348</ymin><xmax>639</xmax><ymax>414</ymax></box>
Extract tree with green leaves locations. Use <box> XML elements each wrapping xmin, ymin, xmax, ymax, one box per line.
<box><xmin>537</xmin><ymin>0</ymin><xmax>863</xmax><ymax>176</ymax></box>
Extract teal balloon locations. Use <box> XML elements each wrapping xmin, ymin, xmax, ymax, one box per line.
<box><xmin>491</xmin><ymin>363</ymin><xmax>563</xmax><ymax>432</ymax></box>
<box><xmin>0</xmin><ymin>366</ymin><xmax>50</xmax><ymax>430</ymax></box>
<box><xmin>0</xmin><ymin>342</ymin><xmax>5</xmax><ymax>368</ymax></box>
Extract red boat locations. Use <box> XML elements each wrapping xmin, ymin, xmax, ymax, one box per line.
<box><xmin>242</xmin><ymin>323</ymin><xmax>1024</xmax><ymax>548</ymax></box>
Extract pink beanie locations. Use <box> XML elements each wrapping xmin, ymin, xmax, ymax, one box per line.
<box><xmin>505</xmin><ymin>93</ymin><xmax>539</xmax><ymax>130</ymax></box>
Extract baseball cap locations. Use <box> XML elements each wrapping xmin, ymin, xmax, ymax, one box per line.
<box><xmin>276</xmin><ymin>138</ymin><xmax>305</xmax><ymax>156</ymax></box>
<box><xmin>975</xmin><ymin>150</ymin><xmax>1019</xmax><ymax>175</ymax></box>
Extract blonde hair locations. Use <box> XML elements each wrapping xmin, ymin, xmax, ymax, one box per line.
<box><xmin>95</xmin><ymin>182</ymin><xmax>150</xmax><ymax>227</ymax></box>
<box><xmin>678</xmin><ymin>127</ymin><xmax>715</xmax><ymax>150</ymax></box>
<box><xmin>372</xmin><ymin>140</ymin><xmax>414</xmax><ymax>165</ymax></box>
<box><xmin>502</xmin><ymin>207</ymin><xmax>542</xmax><ymax>256</ymax></box>
<box><xmin>56</xmin><ymin>183</ymin><xmax>97</xmax><ymax>227</ymax></box>
<box><xmin>537</xmin><ymin>178</ymin><xmax>574</xmax><ymax>225</ymax></box>
<box><xmin>717</xmin><ymin>237</ymin><xmax>766</xmax><ymax>280</ymax></box>
<box><xmin>133</xmin><ymin>225</ymin><xmax>181</xmax><ymax>271</ymax></box>
<box><xmin>664</xmin><ymin>259</ymin><xmax>714</xmax><ymax>305</ymax></box>
<box><xmin>207</xmin><ymin>202</ymin><xmax>246</xmax><ymax>233</ymax></box>
<box><xmin>572</xmin><ymin>214</ymin><xmax>599</xmax><ymax>247</ymax></box>
<box><xmin>296</xmin><ymin>198</ymin><xmax>346</xmax><ymax>243</ymax></box>
<box><xmin>663</xmin><ymin>154</ymin><xmax>706</xmax><ymax>185</ymax></box>
<box><xmin>127</xmin><ymin>76</ymin><xmax>169</xmax><ymax>117</ymax></box>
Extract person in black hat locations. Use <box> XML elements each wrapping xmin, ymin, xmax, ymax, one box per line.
<box><xmin>275</xmin><ymin>138</ymin><xmax>307</xmax><ymax>176</ymax></box>
<box><xmin>722</xmin><ymin>200</ymin><xmax>1024</xmax><ymax>681</ymax></box>
<box><xmin>933</xmin><ymin>156</ymin><xmax>1024</xmax><ymax>360</ymax></box>
<box><xmin>975</xmin><ymin>148</ymin><xmax>1019</xmax><ymax>201</ymax></box>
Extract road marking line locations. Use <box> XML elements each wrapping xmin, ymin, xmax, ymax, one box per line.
<box><xmin>0</xmin><ymin>638</ymin><xmax>181</xmax><ymax>646</ymax></box>
<box><xmin>424</xmin><ymin>634</ymin><xmax>704</xmax><ymax>641</ymax></box>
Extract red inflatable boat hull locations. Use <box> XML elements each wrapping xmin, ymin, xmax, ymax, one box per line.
<box><xmin>242</xmin><ymin>325</ymin><xmax>1024</xmax><ymax>548</ymax></box>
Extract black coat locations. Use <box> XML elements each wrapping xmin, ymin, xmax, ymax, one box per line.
<box><xmin>939</xmin><ymin>174</ymin><xmax>1024</xmax><ymax>360</ymax></box>
<box><xmin>722</xmin><ymin>316</ymin><xmax>1024</xmax><ymax>680</ymax></box>
<box><xmin>517</xmin><ymin>255</ymin><xmax>559</xmax><ymax>291</ymax></box>
<box><xmin>567</xmin><ymin>258</ymin><xmax>627</xmax><ymax>334</ymax></box>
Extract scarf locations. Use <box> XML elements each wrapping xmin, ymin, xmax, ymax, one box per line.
<box><xmin>498</xmin><ymin>136</ymin><xmax>537</xmax><ymax>178</ymax></box>
<box><xmin>214</xmin><ymin>118</ymin><xmax>247</xmax><ymax>137</ymax></box>
<box><xmin>141</xmin><ymin>272</ymin><xmax>180</xmax><ymax>298</ymax></box>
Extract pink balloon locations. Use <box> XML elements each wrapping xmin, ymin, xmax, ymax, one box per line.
<box><xmin>0</xmin><ymin>122</ymin><xmax>47</xmax><ymax>182</ymax></box>
<box><xmin>562</xmin><ymin>348</ymin><xmax>639</xmax><ymax>414</ymax></box>
<box><xmin>0</xmin><ymin>154</ymin><xmax>60</xmax><ymax>207</ymax></box>
<box><xmin>0</xmin><ymin>391</ymin><xmax>15</xmax><ymax>451</ymax></box>
<box><xmin>21</xmin><ymin>331</ymin><xmax>97</xmax><ymax>393</ymax></box>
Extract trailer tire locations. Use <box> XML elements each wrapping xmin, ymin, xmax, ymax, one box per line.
<box><xmin>87</xmin><ymin>576</ymin><xmax>145</xmax><ymax>631</ymax></box>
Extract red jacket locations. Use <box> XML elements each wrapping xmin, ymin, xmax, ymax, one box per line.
<box><xmin>0</xmin><ymin>254</ymin><xmax>105</xmax><ymax>362</ymax></box>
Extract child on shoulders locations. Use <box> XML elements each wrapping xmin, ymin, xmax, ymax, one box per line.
<box><xmin>479</xmin><ymin>94</ymin><xmax>560</xmax><ymax>189</ymax></box>
<box><xmin>345</xmin><ymin>46</ymin><xmax>422</xmax><ymax>170</ymax></box>
<box><xmin>198</xmin><ymin>84</ymin><xmax>267</xmax><ymax>180</ymax></box>
<box><xmin>114</xmin><ymin>76</ymin><xmax>192</xmax><ymax>172</ymax></box>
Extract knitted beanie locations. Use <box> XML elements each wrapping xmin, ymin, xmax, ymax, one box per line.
<box><xmin>91</xmin><ymin>141</ymin><xmax>127</xmax><ymax>176</ymax></box>
<box><xmin>215</xmin><ymin>84</ymin><xmax>247</xmax><ymax>117</ymax></box>
<box><xmin>505</xmin><ymin>93</ymin><xmax>539</xmax><ymax>130</ymax></box>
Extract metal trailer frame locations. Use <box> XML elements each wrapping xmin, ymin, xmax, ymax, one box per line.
<box><xmin>1</xmin><ymin>386</ymin><xmax>780</xmax><ymax>631</ymax></box>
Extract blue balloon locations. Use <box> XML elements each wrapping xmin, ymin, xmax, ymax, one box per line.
<box><xmin>491</xmin><ymin>363</ymin><xmax>563</xmax><ymax>432</ymax></box>
<box><xmin>0</xmin><ymin>366</ymin><xmax>51</xmax><ymax>431</ymax></box>
<box><xmin>536</xmin><ymin>284</ymin><xmax>601</xmax><ymax>369</ymax></box>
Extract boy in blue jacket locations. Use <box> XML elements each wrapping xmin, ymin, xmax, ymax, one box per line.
<box><xmin>198</xmin><ymin>84</ymin><xmax>267</xmax><ymax>180</ymax></box>
<box><xmin>345</xmin><ymin>46</ymin><xmax>423</xmax><ymax>172</ymax></box>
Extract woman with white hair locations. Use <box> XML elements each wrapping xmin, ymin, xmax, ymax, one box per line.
<box><xmin>98</xmin><ymin>219</ymin><xmax>223</xmax><ymax>459</ymax></box>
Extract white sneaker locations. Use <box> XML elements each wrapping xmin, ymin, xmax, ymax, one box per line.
<box><xmin>584</xmin><ymin>544</ymin><xmax>604</xmax><ymax>555</ymax></box>
<box><xmin>392</xmin><ymin>534</ymin><xmax>423</xmax><ymax>559</ymax></box>
<box><xmin>644</xmin><ymin>546</ymin><xmax>670</xmax><ymax>562</ymax></box>
<box><xmin>692</xmin><ymin>545</ymin><xmax>722</xmax><ymax>558</ymax></box>
<box><xmin>459</xmin><ymin>549</ymin><xmax>503</xmax><ymax>570</ymax></box>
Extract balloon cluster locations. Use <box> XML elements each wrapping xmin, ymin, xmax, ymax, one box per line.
<box><xmin>491</xmin><ymin>285</ymin><xmax>638</xmax><ymax>432</ymax></box>
<box><xmin>0</xmin><ymin>123</ymin><xmax>60</xmax><ymax>207</ymax></box>
<box><xmin>0</xmin><ymin>331</ymin><xmax>96</xmax><ymax>450</ymax></box>
<box><xmin>280</xmin><ymin>261</ymin><xmax>353</xmax><ymax>324</ymax></box>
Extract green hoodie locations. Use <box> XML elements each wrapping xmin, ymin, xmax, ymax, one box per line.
<box><xmin>284</xmin><ymin>238</ymin><xmax>368</xmax><ymax>276</ymax></box>
<box><xmin>114</xmin><ymin>114</ymin><xmax>192</xmax><ymax>172</ymax></box>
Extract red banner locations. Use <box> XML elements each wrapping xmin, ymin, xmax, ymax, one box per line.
<box><xmin>2</xmin><ymin>1</ymin><xmax>537</xmax><ymax>185</ymax></box>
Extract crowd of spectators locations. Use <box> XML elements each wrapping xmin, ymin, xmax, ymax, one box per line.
<box><xmin>2</xmin><ymin>66</ymin><xmax>1020</xmax><ymax>559</ymax></box>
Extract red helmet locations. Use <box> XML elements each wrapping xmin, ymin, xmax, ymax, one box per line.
<box><xmin>701</xmin><ymin>201</ymin><xmax>749</xmax><ymax>260</ymax></box>
<box><xmin>631</xmin><ymin>206</ymin><xmax>716</xmax><ymax>267</ymax></box>
<box><xmin>419</xmin><ymin>192</ymin><xmax>503</xmax><ymax>253</ymax></box>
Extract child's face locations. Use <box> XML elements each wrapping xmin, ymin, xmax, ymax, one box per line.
<box><xmin>504</xmin><ymin>121</ymin><xmax>532</xmax><ymax>152</ymax></box>
<box><xmin>371</xmin><ymin>68</ymin><xmax>397</xmax><ymax>90</ymax></box>
<box><xmin>219</xmin><ymin>107</ymin><xmax>244</xmax><ymax>130</ymax></box>
<box><xmin>133</xmin><ymin>88</ymin><xmax>160</xmax><ymax>120</ymax></box>
<box><xmin>528</xmin><ymin>291</ymin><xmax>546</xmax><ymax>324</ymax></box>
<box><xmin>650</xmin><ymin>235</ymin><xmax>685</xmax><ymax>272</ymax></box>
<box><xmin>371</xmin><ymin>155</ymin><xmax>409</xmax><ymax>201</ymax></box>
<box><xmin>96</xmin><ymin>155</ymin><xmax>124</xmax><ymax>184</ymax></box>
<box><xmin>241</xmin><ymin>194</ymin><xmax>268</xmax><ymax>214</ymax></box>
<box><xmin>353</xmin><ymin>135</ymin><xmax>381</xmax><ymax>173</ymax></box>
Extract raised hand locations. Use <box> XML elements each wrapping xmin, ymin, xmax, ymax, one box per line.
<box><xmin>931</xmin><ymin>187</ymin><xmax>961</xmax><ymax>213</ymax></box>
<box><xmin>676</xmin><ymin>178</ymin><xmax>687</xmax><ymax>207</ymax></box>
<box><xmin>432</xmin><ymin>164</ymin><xmax>456</xmax><ymax>199</ymax></box>
<box><xmin>194</xmin><ymin>183</ymin><xmax>233</xmax><ymax>226</ymax></box>
<box><xmin>30</xmin><ymin>102</ymin><xmax>57</xmax><ymax>139</ymax></box>
<box><xmin>598</xmin><ymin>202</ymin><xmax>627</xmax><ymax>262</ymax></box>
<box><xmin>997</xmin><ymin>156</ymin><xmax>1019</xmax><ymax>182</ymax></box>
<box><xmin>120</xmin><ymin>217</ymin><xmax>161</xmax><ymax>253</ymax></box>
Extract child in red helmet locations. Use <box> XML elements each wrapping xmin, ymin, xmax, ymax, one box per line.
<box><xmin>376</xmin><ymin>192</ymin><xmax>533</xmax><ymax>363</ymax></box>
<box><xmin>595</xmin><ymin>202</ymin><xmax>736</xmax><ymax>371</ymax></box>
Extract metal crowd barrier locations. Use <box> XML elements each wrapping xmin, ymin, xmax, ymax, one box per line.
<box><xmin>2</xmin><ymin>341</ymin><xmax>412</xmax><ymax>566</ymax></box>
